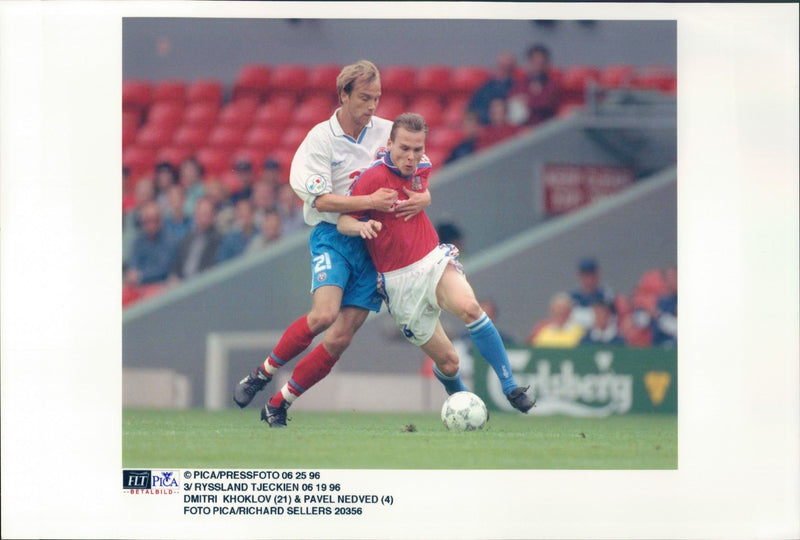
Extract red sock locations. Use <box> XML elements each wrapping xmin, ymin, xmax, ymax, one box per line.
<box><xmin>268</xmin><ymin>344</ymin><xmax>338</xmax><ymax>407</ymax></box>
<box><xmin>263</xmin><ymin>315</ymin><xmax>316</xmax><ymax>374</ymax></box>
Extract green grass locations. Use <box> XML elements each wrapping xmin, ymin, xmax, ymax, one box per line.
<box><xmin>123</xmin><ymin>409</ymin><xmax>676</xmax><ymax>469</ymax></box>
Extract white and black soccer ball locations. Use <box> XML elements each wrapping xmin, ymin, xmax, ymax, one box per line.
<box><xmin>441</xmin><ymin>391</ymin><xmax>488</xmax><ymax>431</ymax></box>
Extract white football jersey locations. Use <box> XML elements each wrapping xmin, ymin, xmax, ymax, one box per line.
<box><xmin>290</xmin><ymin>110</ymin><xmax>392</xmax><ymax>226</ymax></box>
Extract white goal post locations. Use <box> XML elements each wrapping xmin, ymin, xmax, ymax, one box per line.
<box><xmin>204</xmin><ymin>331</ymin><xmax>285</xmax><ymax>410</ymax></box>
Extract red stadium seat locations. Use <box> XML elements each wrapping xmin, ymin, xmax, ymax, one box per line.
<box><xmin>561</xmin><ymin>66</ymin><xmax>600</xmax><ymax>92</ymax></box>
<box><xmin>415</xmin><ymin>65</ymin><xmax>452</xmax><ymax>96</ymax></box>
<box><xmin>135</xmin><ymin>123</ymin><xmax>176</xmax><ymax>150</ymax></box>
<box><xmin>408</xmin><ymin>96</ymin><xmax>444</xmax><ymax>128</ymax></box>
<box><xmin>423</xmin><ymin>147</ymin><xmax>448</xmax><ymax>169</ymax></box>
<box><xmin>230</xmin><ymin>147</ymin><xmax>265</xmax><ymax>171</ymax></box>
<box><xmin>183</xmin><ymin>102</ymin><xmax>218</xmax><ymax>129</ymax></box>
<box><xmin>557</xmin><ymin>102</ymin><xmax>583</xmax><ymax>117</ymax></box>
<box><xmin>253</xmin><ymin>101</ymin><xmax>293</xmax><ymax>128</ymax></box>
<box><xmin>156</xmin><ymin>146</ymin><xmax>192</xmax><ymax>168</ymax></box>
<box><xmin>233</xmin><ymin>64</ymin><xmax>271</xmax><ymax>101</ymax></box>
<box><xmin>450</xmin><ymin>66</ymin><xmax>491</xmax><ymax>96</ymax></box>
<box><xmin>220</xmin><ymin>170</ymin><xmax>245</xmax><ymax>196</ymax></box>
<box><xmin>187</xmin><ymin>79</ymin><xmax>223</xmax><ymax>106</ymax></box>
<box><xmin>147</xmin><ymin>102</ymin><xmax>184</xmax><ymax>130</ymax></box>
<box><xmin>243</xmin><ymin>125</ymin><xmax>282</xmax><ymax>152</ymax></box>
<box><xmin>172</xmin><ymin>125</ymin><xmax>210</xmax><ymax>151</ymax></box>
<box><xmin>293</xmin><ymin>97</ymin><xmax>334</xmax><ymax>128</ymax></box>
<box><xmin>306</xmin><ymin>64</ymin><xmax>341</xmax><ymax>93</ymax></box>
<box><xmin>377</xmin><ymin>94</ymin><xmax>406</xmax><ymax>121</ymax></box>
<box><xmin>122</xmin><ymin>80</ymin><xmax>152</xmax><ymax>113</ymax></box>
<box><xmin>267</xmin><ymin>91</ymin><xmax>299</xmax><ymax>110</ymax></box>
<box><xmin>380</xmin><ymin>65</ymin><xmax>416</xmax><ymax>96</ymax></box>
<box><xmin>122</xmin><ymin>111</ymin><xmax>140</xmax><ymax>147</ymax></box>
<box><xmin>195</xmin><ymin>147</ymin><xmax>232</xmax><ymax>178</ymax></box>
<box><xmin>207</xmin><ymin>124</ymin><xmax>246</xmax><ymax>150</ymax></box>
<box><xmin>442</xmin><ymin>96</ymin><xmax>469</xmax><ymax>127</ymax></box>
<box><xmin>632</xmin><ymin>65</ymin><xmax>676</xmax><ymax>92</ymax></box>
<box><xmin>270</xmin><ymin>64</ymin><xmax>309</xmax><ymax>94</ymax></box>
<box><xmin>152</xmin><ymin>79</ymin><xmax>186</xmax><ymax>104</ymax></box>
<box><xmin>427</xmin><ymin>127</ymin><xmax>464</xmax><ymax>155</ymax></box>
<box><xmin>122</xmin><ymin>145</ymin><xmax>156</xmax><ymax>182</ymax></box>
<box><xmin>217</xmin><ymin>102</ymin><xmax>255</xmax><ymax>129</ymax></box>
<box><xmin>279</xmin><ymin>125</ymin><xmax>309</xmax><ymax>153</ymax></box>
<box><xmin>600</xmin><ymin>64</ymin><xmax>636</xmax><ymax>88</ymax></box>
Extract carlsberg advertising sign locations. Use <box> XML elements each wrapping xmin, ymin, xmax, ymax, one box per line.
<box><xmin>473</xmin><ymin>347</ymin><xmax>677</xmax><ymax>416</ymax></box>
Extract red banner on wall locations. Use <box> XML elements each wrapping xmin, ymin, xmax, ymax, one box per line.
<box><xmin>543</xmin><ymin>163</ymin><xmax>634</xmax><ymax>215</ymax></box>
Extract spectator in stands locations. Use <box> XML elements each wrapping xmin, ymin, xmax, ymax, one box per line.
<box><xmin>445</xmin><ymin>111</ymin><xmax>481</xmax><ymax>164</ymax></box>
<box><xmin>247</xmin><ymin>209</ymin><xmax>283</xmax><ymax>255</ymax></box>
<box><xmin>122</xmin><ymin>178</ymin><xmax>156</xmax><ymax>262</ymax></box>
<box><xmin>579</xmin><ymin>299</ymin><xmax>626</xmax><ymax>347</ymax></box>
<box><xmin>508</xmin><ymin>43</ymin><xmax>561</xmax><ymax>127</ymax></box>
<box><xmin>154</xmin><ymin>161</ymin><xmax>179</xmax><ymax>213</ymax></box>
<box><xmin>217</xmin><ymin>199</ymin><xmax>259</xmax><ymax>263</ymax></box>
<box><xmin>651</xmin><ymin>265</ymin><xmax>677</xmax><ymax>348</ymax></box>
<box><xmin>251</xmin><ymin>179</ymin><xmax>277</xmax><ymax>228</ymax></box>
<box><xmin>527</xmin><ymin>292</ymin><xmax>585</xmax><ymax>348</ymax></box>
<box><xmin>204</xmin><ymin>179</ymin><xmax>235</xmax><ymax>234</ymax></box>
<box><xmin>275</xmin><ymin>182</ymin><xmax>305</xmax><ymax>236</ymax></box>
<box><xmin>260</xmin><ymin>158</ymin><xmax>283</xmax><ymax>187</ymax></box>
<box><xmin>124</xmin><ymin>201</ymin><xmax>177</xmax><ymax>286</ymax></box>
<box><xmin>569</xmin><ymin>257</ymin><xmax>615</xmax><ymax>328</ymax></box>
<box><xmin>476</xmin><ymin>97</ymin><xmax>522</xmax><ymax>150</ymax></box>
<box><xmin>170</xmin><ymin>197</ymin><xmax>221</xmax><ymax>282</ymax></box>
<box><xmin>232</xmin><ymin>157</ymin><xmax>256</xmax><ymax>204</ymax></box>
<box><xmin>163</xmin><ymin>184</ymin><xmax>192</xmax><ymax>243</ymax></box>
<box><xmin>180</xmin><ymin>157</ymin><xmax>206</xmax><ymax>218</ymax></box>
<box><xmin>467</xmin><ymin>51</ymin><xmax>519</xmax><ymax>125</ymax></box>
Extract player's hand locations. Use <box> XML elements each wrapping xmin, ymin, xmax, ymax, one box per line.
<box><xmin>395</xmin><ymin>187</ymin><xmax>431</xmax><ymax>221</ymax></box>
<box><xmin>369</xmin><ymin>188</ymin><xmax>398</xmax><ymax>212</ymax></box>
<box><xmin>358</xmin><ymin>219</ymin><xmax>383</xmax><ymax>239</ymax></box>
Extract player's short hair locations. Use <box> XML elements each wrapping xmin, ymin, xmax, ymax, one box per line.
<box><xmin>337</xmin><ymin>60</ymin><xmax>380</xmax><ymax>102</ymax></box>
<box><xmin>390</xmin><ymin>112</ymin><xmax>428</xmax><ymax>140</ymax></box>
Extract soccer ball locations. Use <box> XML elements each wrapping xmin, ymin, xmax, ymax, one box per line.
<box><xmin>441</xmin><ymin>391</ymin><xmax>488</xmax><ymax>431</ymax></box>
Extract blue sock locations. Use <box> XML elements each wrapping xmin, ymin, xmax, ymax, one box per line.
<box><xmin>432</xmin><ymin>364</ymin><xmax>468</xmax><ymax>395</ymax></box>
<box><xmin>467</xmin><ymin>313</ymin><xmax>517</xmax><ymax>395</ymax></box>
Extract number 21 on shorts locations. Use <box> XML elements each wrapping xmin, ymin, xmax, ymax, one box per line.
<box><xmin>313</xmin><ymin>252</ymin><xmax>332</xmax><ymax>277</ymax></box>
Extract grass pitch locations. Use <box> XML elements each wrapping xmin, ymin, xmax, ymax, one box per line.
<box><xmin>123</xmin><ymin>409</ymin><xmax>676</xmax><ymax>469</ymax></box>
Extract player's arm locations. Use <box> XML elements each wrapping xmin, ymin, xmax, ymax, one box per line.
<box><xmin>337</xmin><ymin>214</ymin><xmax>383</xmax><ymax>239</ymax></box>
<box><xmin>394</xmin><ymin>187</ymin><xmax>431</xmax><ymax>221</ymax></box>
<box><xmin>315</xmin><ymin>189</ymin><xmax>397</xmax><ymax>214</ymax></box>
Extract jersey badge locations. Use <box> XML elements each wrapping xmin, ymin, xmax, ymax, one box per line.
<box><xmin>306</xmin><ymin>175</ymin><xmax>328</xmax><ymax>195</ymax></box>
<box><xmin>317</xmin><ymin>271</ymin><xmax>327</xmax><ymax>283</ymax></box>
<box><xmin>411</xmin><ymin>176</ymin><xmax>423</xmax><ymax>191</ymax></box>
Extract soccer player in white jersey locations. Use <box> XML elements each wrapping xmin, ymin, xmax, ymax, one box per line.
<box><xmin>233</xmin><ymin>60</ymin><xmax>431</xmax><ymax>427</ymax></box>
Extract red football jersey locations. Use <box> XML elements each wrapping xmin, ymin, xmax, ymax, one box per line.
<box><xmin>349</xmin><ymin>154</ymin><xmax>438</xmax><ymax>273</ymax></box>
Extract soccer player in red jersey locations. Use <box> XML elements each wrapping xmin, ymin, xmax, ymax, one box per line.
<box><xmin>338</xmin><ymin>113</ymin><xmax>535</xmax><ymax>412</ymax></box>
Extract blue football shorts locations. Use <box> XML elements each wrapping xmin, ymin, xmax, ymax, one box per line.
<box><xmin>308</xmin><ymin>222</ymin><xmax>382</xmax><ymax>312</ymax></box>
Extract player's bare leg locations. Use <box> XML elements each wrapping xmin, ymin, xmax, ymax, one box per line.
<box><xmin>420</xmin><ymin>320</ymin><xmax>469</xmax><ymax>395</ymax></box>
<box><xmin>263</xmin><ymin>305</ymin><xmax>369</xmax><ymax>427</ymax></box>
<box><xmin>234</xmin><ymin>285</ymin><xmax>344</xmax><ymax>408</ymax></box>
<box><xmin>436</xmin><ymin>264</ymin><xmax>535</xmax><ymax>412</ymax></box>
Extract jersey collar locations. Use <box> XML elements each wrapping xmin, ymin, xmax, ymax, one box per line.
<box><xmin>329</xmin><ymin>108</ymin><xmax>373</xmax><ymax>144</ymax></box>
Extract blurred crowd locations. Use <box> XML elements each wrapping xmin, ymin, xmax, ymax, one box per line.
<box><xmin>122</xmin><ymin>155</ymin><xmax>304</xmax><ymax>306</ymax></box>
<box><xmin>446</xmin><ymin>44</ymin><xmax>562</xmax><ymax>164</ymax></box>
<box><xmin>527</xmin><ymin>257</ymin><xmax>677</xmax><ymax>349</ymax></box>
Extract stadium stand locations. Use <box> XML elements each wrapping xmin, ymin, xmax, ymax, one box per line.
<box><xmin>122</xmin><ymin>61</ymin><xmax>676</xmax><ymax>308</ymax></box>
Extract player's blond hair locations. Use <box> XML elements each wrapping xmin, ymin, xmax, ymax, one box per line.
<box><xmin>336</xmin><ymin>60</ymin><xmax>380</xmax><ymax>103</ymax></box>
<box><xmin>390</xmin><ymin>112</ymin><xmax>428</xmax><ymax>140</ymax></box>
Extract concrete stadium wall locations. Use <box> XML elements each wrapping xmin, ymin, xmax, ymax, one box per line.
<box><xmin>123</xmin><ymin>19</ymin><xmax>676</xmax><ymax>83</ymax></box>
